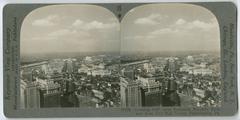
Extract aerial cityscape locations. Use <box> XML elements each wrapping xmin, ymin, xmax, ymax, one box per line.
<box><xmin>20</xmin><ymin>52</ymin><xmax>221</xmax><ymax>108</ymax></box>
<box><xmin>20</xmin><ymin>4</ymin><xmax>221</xmax><ymax>109</ymax></box>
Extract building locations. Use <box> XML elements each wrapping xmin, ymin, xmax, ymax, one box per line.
<box><xmin>127</xmin><ymin>80</ymin><xmax>143</xmax><ymax>107</ymax></box>
<box><xmin>120</xmin><ymin>77</ymin><xmax>143</xmax><ymax>107</ymax></box>
<box><xmin>21</xmin><ymin>61</ymin><xmax>49</xmax><ymax>82</ymax></box>
<box><xmin>48</xmin><ymin>59</ymin><xmax>65</xmax><ymax>73</ymax></box>
<box><xmin>25</xmin><ymin>82</ymin><xmax>41</xmax><ymax>109</ymax></box>
<box><xmin>169</xmin><ymin>58</ymin><xmax>176</xmax><ymax>73</ymax></box>
<box><xmin>192</xmin><ymin>68</ymin><xmax>213</xmax><ymax>75</ymax></box>
<box><xmin>120</xmin><ymin>77</ymin><xmax>128</xmax><ymax>107</ymax></box>
<box><xmin>143</xmin><ymin>63</ymin><xmax>155</xmax><ymax>74</ymax></box>
<box><xmin>121</xmin><ymin>68</ymin><xmax>136</xmax><ymax>80</ymax></box>
<box><xmin>78</xmin><ymin>64</ymin><xmax>89</xmax><ymax>73</ymax></box>
<box><xmin>180</xmin><ymin>65</ymin><xmax>193</xmax><ymax>73</ymax></box>
<box><xmin>186</xmin><ymin>55</ymin><xmax>194</xmax><ymax>65</ymax></box>
<box><xmin>162</xmin><ymin>76</ymin><xmax>181</xmax><ymax>106</ymax></box>
<box><xmin>85</xmin><ymin>56</ymin><xmax>92</xmax><ymax>62</ymax></box>
<box><xmin>140</xmin><ymin>78</ymin><xmax>162</xmax><ymax>106</ymax></box>
<box><xmin>92</xmin><ymin>89</ymin><xmax>104</xmax><ymax>100</ymax></box>
<box><xmin>20</xmin><ymin>80</ymin><xmax>27</xmax><ymax>109</ymax></box>
<box><xmin>180</xmin><ymin>65</ymin><xmax>213</xmax><ymax>76</ymax></box>
<box><xmin>39</xmin><ymin>81</ymin><xmax>61</xmax><ymax>107</ymax></box>
<box><xmin>30</xmin><ymin>78</ymin><xmax>62</xmax><ymax>108</ymax></box>
<box><xmin>88</xmin><ymin>69</ymin><xmax>111</xmax><ymax>77</ymax></box>
<box><xmin>62</xmin><ymin>59</ymin><xmax>74</xmax><ymax>74</ymax></box>
<box><xmin>193</xmin><ymin>88</ymin><xmax>205</xmax><ymax>98</ymax></box>
<box><xmin>120</xmin><ymin>75</ymin><xmax>163</xmax><ymax>107</ymax></box>
<box><xmin>142</xmin><ymin>90</ymin><xmax>162</xmax><ymax>106</ymax></box>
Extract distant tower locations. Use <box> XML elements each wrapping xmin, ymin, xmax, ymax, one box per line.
<box><xmin>66</xmin><ymin>59</ymin><xmax>73</xmax><ymax>74</ymax></box>
<box><xmin>62</xmin><ymin>59</ymin><xmax>74</xmax><ymax>78</ymax></box>
<box><xmin>169</xmin><ymin>58</ymin><xmax>176</xmax><ymax>74</ymax></box>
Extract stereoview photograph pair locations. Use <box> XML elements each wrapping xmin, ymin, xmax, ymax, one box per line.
<box><xmin>3</xmin><ymin>2</ymin><xmax>238</xmax><ymax>117</ymax></box>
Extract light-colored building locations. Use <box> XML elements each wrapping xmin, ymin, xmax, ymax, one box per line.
<box><xmin>88</xmin><ymin>69</ymin><xmax>111</xmax><ymax>76</ymax></box>
<box><xmin>192</xmin><ymin>68</ymin><xmax>213</xmax><ymax>75</ymax></box>
<box><xmin>20</xmin><ymin>80</ymin><xmax>27</xmax><ymax>109</ymax></box>
<box><xmin>25</xmin><ymin>82</ymin><xmax>41</xmax><ymax>109</ymax></box>
<box><xmin>193</xmin><ymin>88</ymin><xmax>205</xmax><ymax>98</ymax></box>
<box><xmin>92</xmin><ymin>89</ymin><xmax>104</xmax><ymax>100</ymax></box>
<box><xmin>120</xmin><ymin>77</ymin><xmax>142</xmax><ymax>107</ymax></box>
<box><xmin>180</xmin><ymin>65</ymin><xmax>193</xmax><ymax>73</ymax></box>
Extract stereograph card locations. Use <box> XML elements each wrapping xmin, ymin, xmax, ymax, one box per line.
<box><xmin>2</xmin><ymin>2</ymin><xmax>238</xmax><ymax>117</ymax></box>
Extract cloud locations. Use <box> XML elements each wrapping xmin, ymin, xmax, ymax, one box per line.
<box><xmin>85</xmin><ymin>21</ymin><xmax>116</xmax><ymax>30</ymax></box>
<box><xmin>72</xmin><ymin>19</ymin><xmax>83</xmax><ymax>26</ymax></box>
<box><xmin>174</xmin><ymin>18</ymin><xmax>217</xmax><ymax>31</ymax></box>
<box><xmin>187</xmin><ymin>20</ymin><xmax>217</xmax><ymax>30</ymax></box>
<box><xmin>124</xmin><ymin>34</ymin><xmax>157</xmax><ymax>41</ymax></box>
<box><xmin>129</xmin><ymin>18</ymin><xmax>218</xmax><ymax>41</ymax></box>
<box><xmin>151</xmin><ymin>28</ymin><xmax>179</xmax><ymax>35</ymax></box>
<box><xmin>175</xmin><ymin>18</ymin><xmax>186</xmax><ymax>25</ymax></box>
<box><xmin>30</xmin><ymin>30</ymin><xmax>72</xmax><ymax>41</ymax></box>
<box><xmin>32</xmin><ymin>15</ymin><xmax>59</xmax><ymax>26</ymax></box>
<box><xmin>134</xmin><ymin>14</ymin><xmax>167</xmax><ymax>25</ymax></box>
<box><xmin>132</xmin><ymin>28</ymin><xmax>179</xmax><ymax>40</ymax></box>
<box><xmin>48</xmin><ymin>29</ymin><xmax>76</xmax><ymax>37</ymax></box>
<box><xmin>72</xmin><ymin>19</ymin><xmax>117</xmax><ymax>30</ymax></box>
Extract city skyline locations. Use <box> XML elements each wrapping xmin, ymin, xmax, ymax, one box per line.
<box><xmin>20</xmin><ymin>53</ymin><xmax>221</xmax><ymax>108</ymax></box>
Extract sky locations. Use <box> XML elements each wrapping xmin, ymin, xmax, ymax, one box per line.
<box><xmin>21</xmin><ymin>4</ymin><xmax>220</xmax><ymax>55</ymax></box>
<box><xmin>121</xmin><ymin>4</ymin><xmax>220</xmax><ymax>53</ymax></box>
<box><xmin>21</xmin><ymin>5</ymin><xmax>120</xmax><ymax>55</ymax></box>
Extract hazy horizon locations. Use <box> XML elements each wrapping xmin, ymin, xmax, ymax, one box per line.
<box><xmin>21</xmin><ymin>50</ymin><xmax>220</xmax><ymax>63</ymax></box>
<box><xmin>21</xmin><ymin>49</ymin><xmax>220</xmax><ymax>56</ymax></box>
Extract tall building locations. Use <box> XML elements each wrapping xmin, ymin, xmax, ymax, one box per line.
<box><xmin>62</xmin><ymin>59</ymin><xmax>74</xmax><ymax>74</ymax></box>
<box><xmin>66</xmin><ymin>60</ymin><xmax>73</xmax><ymax>74</ymax></box>
<box><xmin>142</xmin><ymin>90</ymin><xmax>162</xmax><ymax>107</ymax></box>
<box><xmin>60</xmin><ymin>79</ymin><xmax>79</xmax><ymax>107</ymax></box>
<box><xmin>186</xmin><ymin>55</ymin><xmax>194</xmax><ymax>65</ymax></box>
<box><xmin>168</xmin><ymin>58</ymin><xmax>176</xmax><ymax>74</ymax></box>
<box><xmin>25</xmin><ymin>82</ymin><xmax>41</xmax><ymax>108</ymax></box>
<box><xmin>120</xmin><ymin>77</ymin><xmax>143</xmax><ymax>107</ymax></box>
<box><xmin>122</xmin><ymin>67</ymin><xmax>136</xmax><ymax>80</ymax></box>
<box><xmin>120</xmin><ymin>77</ymin><xmax>128</xmax><ymax>107</ymax></box>
<box><xmin>127</xmin><ymin>81</ymin><xmax>143</xmax><ymax>107</ymax></box>
<box><xmin>162</xmin><ymin>75</ymin><xmax>181</xmax><ymax>106</ymax></box>
<box><xmin>20</xmin><ymin>79</ymin><xmax>27</xmax><ymax>109</ymax></box>
<box><xmin>164</xmin><ymin>58</ymin><xmax>180</xmax><ymax>75</ymax></box>
<box><xmin>39</xmin><ymin>81</ymin><xmax>61</xmax><ymax>107</ymax></box>
<box><xmin>138</xmin><ymin>77</ymin><xmax>162</xmax><ymax>106</ymax></box>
